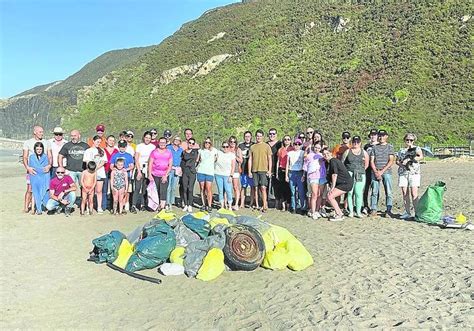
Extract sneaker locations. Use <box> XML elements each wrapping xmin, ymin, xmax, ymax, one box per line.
<box><xmin>182</xmin><ymin>206</ymin><xmax>188</xmax><ymax>212</ymax></box>
<box><xmin>307</xmin><ymin>211</ymin><xmax>313</xmax><ymax>218</ymax></box>
<box><xmin>130</xmin><ymin>206</ymin><xmax>138</xmax><ymax>214</ymax></box>
<box><xmin>312</xmin><ymin>212</ymin><xmax>320</xmax><ymax>220</ymax></box>
<box><xmin>362</xmin><ymin>207</ymin><xmax>369</xmax><ymax>215</ymax></box>
<box><xmin>384</xmin><ymin>210</ymin><xmax>395</xmax><ymax>218</ymax></box>
<box><xmin>97</xmin><ymin>208</ymin><xmax>104</xmax><ymax>215</ymax></box>
<box><xmin>165</xmin><ymin>205</ymin><xmax>171</xmax><ymax>211</ymax></box>
<box><xmin>354</xmin><ymin>213</ymin><xmax>363</xmax><ymax>218</ymax></box>
<box><xmin>187</xmin><ymin>206</ymin><xmax>193</xmax><ymax>213</ymax></box>
<box><xmin>319</xmin><ymin>209</ymin><xmax>328</xmax><ymax>218</ymax></box>
<box><xmin>400</xmin><ymin>212</ymin><xmax>412</xmax><ymax>220</ymax></box>
<box><xmin>343</xmin><ymin>209</ymin><xmax>350</xmax><ymax>216</ymax></box>
<box><xmin>64</xmin><ymin>207</ymin><xmax>71</xmax><ymax>217</ymax></box>
<box><xmin>329</xmin><ymin>214</ymin><xmax>345</xmax><ymax>221</ymax></box>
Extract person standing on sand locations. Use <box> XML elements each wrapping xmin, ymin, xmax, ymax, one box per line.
<box><xmin>304</xmin><ymin>140</ymin><xmax>326</xmax><ymax>220</ymax></box>
<box><xmin>166</xmin><ymin>136</ymin><xmax>183</xmax><ymax>210</ymax></box>
<box><xmin>103</xmin><ymin>135</ymin><xmax>118</xmax><ymax>211</ymax></box>
<box><xmin>131</xmin><ymin>131</ymin><xmax>156</xmax><ymax>213</ymax></box>
<box><xmin>180</xmin><ymin>138</ymin><xmax>199</xmax><ymax>212</ymax></box>
<box><xmin>285</xmin><ymin>138</ymin><xmax>306</xmax><ymax>214</ymax></box>
<box><xmin>276</xmin><ymin>135</ymin><xmax>292</xmax><ymax>211</ymax></box>
<box><xmin>45</xmin><ymin>167</ymin><xmax>77</xmax><ymax>217</ymax></box>
<box><xmin>148</xmin><ymin>137</ymin><xmax>173</xmax><ymax>211</ymax></box>
<box><xmin>28</xmin><ymin>142</ymin><xmax>51</xmax><ymax>215</ymax></box>
<box><xmin>80</xmin><ymin>161</ymin><xmax>97</xmax><ymax>215</ymax></box>
<box><xmin>332</xmin><ymin>131</ymin><xmax>351</xmax><ymax>160</ymax></box>
<box><xmin>266</xmin><ymin>128</ymin><xmax>282</xmax><ymax>205</ymax></box>
<box><xmin>83</xmin><ymin>136</ymin><xmax>107</xmax><ymax>214</ymax></box>
<box><xmin>48</xmin><ymin>127</ymin><xmax>67</xmax><ymax>178</ymax></box>
<box><xmin>228</xmin><ymin>136</ymin><xmax>243</xmax><ymax>210</ymax></box>
<box><xmin>362</xmin><ymin>128</ymin><xmax>379</xmax><ymax>214</ymax></box>
<box><xmin>110</xmin><ymin>140</ymin><xmax>135</xmax><ymax>212</ymax></box>
<box><xmin>248</xmin><ymin>129</ymin><xmax>273</xmax><ymax>212</ymax></box>
<box><xmin>369</xmin><ymin>129</ymin><xmax>395</xmax><ymax>218</ymax></box>
<box><xmin>397</xmin><ymin>133</ymin><xmax>423</xmax><ymax>220</ymax></box>
<box><xmin>196</xmin><ymin>137</ymin><xmax>218</xmax><ymax>211</ymax></box>
<box><xmin>23</xmin><ymin>125</ymin><xmax>52</xmax><ymax>213</ymax></box>
<box><xmin>58</xmin><ymin>130</ymin><xmax>89</xmax><ymax>192</ymax></box>
<box><xmin>342</xmin><ymin>136</ymin><xmax>370</xmax><ymax>218</ymax></box>
<box><xmin>238</xmin><ymin>131</ymin><xmax>254</xmax><ymax>208</ymax></box>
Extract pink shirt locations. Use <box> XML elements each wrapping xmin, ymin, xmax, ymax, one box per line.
<box><xmin>150</xmin><ymin>149</ymin><xmax>172</xmax><ymax>177</ymax></box>
<box><xmin>50</xmin><ymin>175</ymin><xmax>74</xmax><ymax>195</ymax></box>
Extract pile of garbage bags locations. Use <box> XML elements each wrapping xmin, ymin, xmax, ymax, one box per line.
<box><xmin>89</xmin><ymin>209</ymin><xmax>314</xmax><ymax>281</ymax></box>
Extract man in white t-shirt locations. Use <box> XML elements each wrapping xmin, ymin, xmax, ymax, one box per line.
<box><xmin>48</xmin><ymin>127</ymin><xmax>68</xmax><ymax>177</ymax></box>
<box><xmin>22</xmin><ymin>125</ymin><xmax>52</xmax><ymax>213</ymax></box>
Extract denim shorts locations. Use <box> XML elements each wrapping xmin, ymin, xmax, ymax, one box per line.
<box><xmin>308</xmin><ymin>177</ymin><xmax>327</xmax><ymax>185</ymax></box>
<box><xmin>197</xmin><ymin>173</ymin><xmax>214</xmax><ymax>183</ymax></box>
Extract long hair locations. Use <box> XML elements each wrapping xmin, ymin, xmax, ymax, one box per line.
<box><xmin>33</xmin><ymin>142</ymin><xmax>44</xmax><ymax>159</ymax></box>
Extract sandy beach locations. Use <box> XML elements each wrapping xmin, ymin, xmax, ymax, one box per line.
<box><xmin>1</xmin><ymin>152</ymin><xmax>473</xmax><ymax>329</ymax></box>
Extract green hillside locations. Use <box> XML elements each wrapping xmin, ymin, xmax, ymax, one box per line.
<box><xmin>70</xmin><ymin>0</ymin><xmax>473</xmax><ymax>145</ymax></box>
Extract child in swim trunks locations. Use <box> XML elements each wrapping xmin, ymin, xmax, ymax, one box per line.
<box><xmin>81</xmin><ymin>161</ymin><xmax>97</xmax><ymax>215</ymax></box>
<box><xmin>110</xmin><ymin>158</ymin><xmax>128</xmax><ymax>215</ymax></box>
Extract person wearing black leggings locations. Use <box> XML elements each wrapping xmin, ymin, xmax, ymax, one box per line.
<box><xmin>181</xmin><ymin>138</ymin><xmax>199</xmax><ymax>212</ymax></box>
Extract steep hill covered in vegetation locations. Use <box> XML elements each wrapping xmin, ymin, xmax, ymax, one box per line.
<box><xmin>71</xmin><ymin>1</ymin><xmax>473</xmax><ymax>145</ymax></box>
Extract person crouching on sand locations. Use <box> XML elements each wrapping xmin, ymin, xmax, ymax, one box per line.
<box><xmin>80</xmin><ymin>161</ymin><xmax>97</xmax><ymax>215</ymax></box>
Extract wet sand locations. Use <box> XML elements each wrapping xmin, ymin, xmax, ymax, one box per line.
<box><xmin>0</xmin><ymin>159</ymin><xmax>473</xmax><ymax>329</ymax></box>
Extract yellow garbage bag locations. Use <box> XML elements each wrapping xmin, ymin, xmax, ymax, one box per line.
<box><xmin>455</xmin><ymin>213</ymin><xmax>467</xmax><ymax>224</ymax></box>
<box><xmin>112</xmin><ymin>239</ymin><xmax>134</xmax><ymax>269</ymax></box>
<box><xmin>170</xmin><ymin>246</ymin><xmax>186</xmax><ymax>266</ymax></box>
<box><xmin>217</xmin><ymin>208</ymin><xmax>236</xmax><ymax>217</ymax></box>
<box><xmin>196</xmin><ymin>248</ymin><xmax>225</xmax><ymax>281</ymax></box>
<box><xmin>261</xmin><ymin>242</ymin><xmax>290</xmax><ymax>270</ymax></box>
<box><xmin>286</xmin><ymin>239</ymin><xmax>314</xmax><ymax>271</ymax></box>
<box><xmin>153</xmin><ymin>209</ymin><xmax>176</xmax><ymax>221</ymax></box>
<box><xmin>209</xmin><ymin>217</ymin><xmax>230</xmax><ymax>229</ymax></box>
<box><xmin>192</xmin><ymin>211</ymin><xmax>210</xmax><ymax>221</ymax></box>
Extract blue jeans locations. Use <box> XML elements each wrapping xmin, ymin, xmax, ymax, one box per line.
<box><xmin>371</xmin><ymin>172</ymin><xmax>393</xmax><ymax>212</ymax></box>
<box><xmin>45</xmin><ymin>192</ymin><xmax>76</xmax><ymax>211</ymax></box>
<box><xmin>215</xmin><ymin>175</ymin><xmax>233</xmax><ymax>204</ymax></box>
<box><xmin>289</xmin><ymin>170</ymin><xmax>306</xmax><ymax>210</ymax></box>
<box><xmin>166</xmin><ymin>169</ymin><xmax>180</xmax><ymax>206</ymax></box>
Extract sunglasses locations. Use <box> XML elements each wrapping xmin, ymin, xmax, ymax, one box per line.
<box><xmin>406</xmin><ymin>139</ymin><xmax>414</xmax><ymax>142</ymax></box>
<box><xmin>343</xmin><ymin>136</ymin><xmax>350</xmax><ymax>139</ymax></box>
<box><xmin>151</xmin><ymin>132</ymin><xmax>157</xmax><ymax>135</ymax></box>
<box><xmin>229</xmin><ymin>140</ymin><xmax>236</xmax><ymax>143</ymax></box>
<box><xmin>268</xmin><ymin>132</ymin><xmax>276</xmax><ymax>136</ymax></box>
<box><xmin>299</xmin><ymin>136</ymin><xmax>305</xmax><ymax>139</ymax></box>
<box><xmin>222</xmin><ymin>145</ymin><xmax>229</xmax><ymax>148</ymax></box>
<box><xmin>189</xmin><ymin>141</ymin><xmax>195</xmax><ymax>145</ymax></box>
<box><xmin>306</xmin><ymin>131</ymin><xmax>314</xmax><ymax>135</ymax></box>
<box><xmin>54</xmin><ymin>133</ymin><xmax>63</xmax><ymax>136</ymax></box>
<box><xmin>295</xmin><ymin>143</ymin><xmax>302</xmax><ymax>146</ymax></box>
<box><xmin>352</xmin><ymin>140</ymin><xmax>361</xmax><ymax>144</ymax></box>
<box><xmin>284</xmin><ymin>138</ymin><xmax>291</xmax><ymax>141</ymax></box>
<box><xmin>56</xmin><ymin>171</ymin><xmax>65</xmax><ymax>174</ymax></box>
<box><xmin>205</xmin><ymin>141</ymin><xmax>211</xmax><ymax>144</ymax></box>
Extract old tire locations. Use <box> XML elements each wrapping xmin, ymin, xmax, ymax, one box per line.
<box><xmin>223</xmin><ymin>224</ymin><xmax>265</xmax><ymax>271</ymax></box>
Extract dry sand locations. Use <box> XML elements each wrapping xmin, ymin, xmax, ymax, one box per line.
<box><xmin>1</xmin><ymin>152</ymin><xmax>473</xmax><ymax>329</ymax></box>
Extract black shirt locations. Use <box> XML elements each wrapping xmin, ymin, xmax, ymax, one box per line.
<box><xmin>238</xmin><ymin>142</ymin><xmax>253</xmax><ymax>175</ymax></box>
<box><xmin>327</xmin><ymin>158</ymin><xmax>353</xmax><ymax>188</ymax></box>
<box><xmin>267</xmin><ymin>140</ymin><xmax>282</xmax><ymax>174</ymax></box>
<box><xmin>59</xmin><ymin>141</ymin><xmax>89</xmax><ymax>172</ymax></box>
<box><xmin>181</xmin><ymin>149</ymin><xmax>199</xmax><ymax>174</ymax></box>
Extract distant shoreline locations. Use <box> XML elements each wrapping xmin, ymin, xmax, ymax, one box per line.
<box><xmin>0</xmin><ymin>137</ymin><xmax>23</xmax><ymax>151</ymax></box>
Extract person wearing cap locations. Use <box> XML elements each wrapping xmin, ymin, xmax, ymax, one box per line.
<box><xmin>48</xmin><ymin>127</ymin><xmax>68</xmax><ymax>178</ymax></box>
<box><xmin>166</xmin><ymin>135</ymin><xmax>184</xmax><ymax>210</ymax></box>
<box><xmin>88</xmin><ymin>124</ymin><xmax>107</xmax><ymax>149</ymax></box>
<box><xmin>396</xmin><ymin>133</ymin><xmax>423</xmax><ymax>220</ymax></box>
<box><xmin>125</xmin><ymin>130</ymin><xmax>136</xmax><ymax>152</ymax></box>
<box><xmin>110</xmin><ymin>140</ymin><xmax>135</xmax><ymax>213</ymax></box>
<box><xmin>22</xmin><ymin>125</ymin><xmax>52</xmax><ymax>212</ymax></box>
<box><xmin>369</xmin><ymin>129</ymin><xmax>395</xmax><ymax>217</ymax></box>
<box><xmin>362</xmin><ymin>128</ymin><xmax>379</xmax><ymax>214</ymax></box>
<box><xmin>342</xmin><ymin>136</ymin><xmax>370</xmax><ymax>218</ymax></box>
<box><xmin>332</xmin><ymin>131</ymin><xmax>351</xmax><ymax>160</ymax></box>
<box><xmin>285</xmin><ymin>137</ymin><xmax>306</xmax><ymax>214</ymax></box>
<box><xmin>163</xmin><ymin>129</ymin><xmax>172</xmax><ymax>145</ymax></box>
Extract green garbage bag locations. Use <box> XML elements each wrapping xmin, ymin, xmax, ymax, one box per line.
<box><xmin>89</xmin><ymin>231</ymin><xmax>126</xmax><ymax>263</ymax></box>
<box><xmin>415</xmin><ymin>181</ymin><xmax>446</xmax><ymax>223</ymax></box>
<box><xmin>125</xmin><ymin>222</ymin><xmax>176</xmax><ymax>272</ymax></box>
<box><xmin>182</xmin><ymin>214</ymin><xmax>211</xmax><ymax>239</ymax></box>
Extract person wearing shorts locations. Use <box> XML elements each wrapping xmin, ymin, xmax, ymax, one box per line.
<box><xmin>397</xmin><ymin>133</ymin><xmax>423</xmax><ymax>220</ymax></box>
<box><xmin>238</xmin><ymin>131</ymin><xmax>254</xmax><ymax>208</ymax></box>
<box><xmin>248</xmin><ymin>129</ymin><xmax>272</xmax><ymax>212</ymax></box>
<box><xmin>196</xmin><ymin>137</ymin><xmax>218</xmax><ymax>211</ymax></box>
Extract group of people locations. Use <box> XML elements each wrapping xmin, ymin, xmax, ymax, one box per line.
<box><xmin>22</xmin><ymin>124</ymin><xmax>423</xmax><ymax>221</ymax></box>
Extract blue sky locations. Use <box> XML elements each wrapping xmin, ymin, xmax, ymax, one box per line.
<box><xmin>0</xmin><ymin>0</ymin><xmax>239</xmax><ymax>98</ymax></box>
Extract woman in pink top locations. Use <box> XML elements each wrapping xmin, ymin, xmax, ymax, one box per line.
<box><xmin>275</xmin><ymin>135</ymin><xmax>292</xmax><ymax>211</ymax></box>
<box><xmin>148</xmin><ymin>137</ymin><xmax>172</xmax><ymax>210</ymax></box>
<box><xmin>304</xmin><ymin>140</ymin><xmax>327</xmax><ymax>220</ymax></box>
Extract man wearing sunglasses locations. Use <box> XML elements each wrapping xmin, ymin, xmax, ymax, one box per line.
<box><xmin>48</xmin><ymin>127</ymin><xmax>67</xmax><ymax>178</ymax></box>
<box><xmin>45</xmin><ymin>167</ymin><xmax>77</xmax><ymax>216</ymax></box>
<box><xmin>369</xmin><ymin>129</ymin><xmax>395</xmax><ymax>218</ymax></box>
<box><xmin>150</xmin><ymin>129</ymin><xmax>159</xmax><ymax>148</ymax></box>
<box><xmin>266</xmin><ymin>128</ymin><xmax>282</xmax><ymax>204</ymax></box>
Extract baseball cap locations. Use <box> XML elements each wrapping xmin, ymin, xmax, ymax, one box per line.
<box><xmin>378</xmin><ymin>129</ymin><xmax>388</xmax><ymax>136</ymax></box>
<box><xmin>368</xmin><ymin>128</ymin><xmax>378</xmax><ymax>137</ymax></box>
<box><xmin>96</xmin><ymin>124</ymin><xmax>105</xmax><ymax>132</ymax></box>
<box><xmin>53</xmin><ymin>127</ymin><xmax>64</xmax><ymax>134</ymax></box>
<box><xmin>352</xmin><ymin>135</ymin><xmax>361</xmax><ymax>143</ymax></box>
<box><xmin>342</xmin><ymin>131</ymin><xmax>351</xmax><ymax>138</ymax></box>
<box><xmin>117</xmin><ymin>140</ymin><xmax>127</xmax><ymax>147</ymax></box>
<box><xmin>164</xmin><ymin>129</ymin><xmax>172</xmax><ymax>137</ymax></box>
<box><xmin>294</xmin><ymin>138</ymin><xmax>303</xmax><ymax>145</ymax></box>
<box><xmin>126</xmin><ymin>130</ymin><xmax>134</xmax><ymax>137</ymax></box>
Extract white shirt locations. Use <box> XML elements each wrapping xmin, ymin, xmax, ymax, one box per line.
<box><xmin>287</xmin><ymin>150</ymin><xmax>304</xmax><ymax>171</ymax></box>
<box><xmin>83</xmin><ymin>147</ymin><xmax>108</xmax><ymax>179</ymax></box>
<box><xmin>215</xmin><ymin>151</ymin><xmax>236</xmax><ymax>176</ymax></box>
<box><xmin>48</xmin><ymin>138</ymin><xmax>67</xmax><ymax>167</ymax></box>
<box><xmin>197</xmin><ymin>148</ymin><xmax>218</xmax><ymax>176</ymax></box>
<box><xmin>135</xmin><ymin>143</ymin><xmax>156</xmax><ymax>168</ymax></box>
